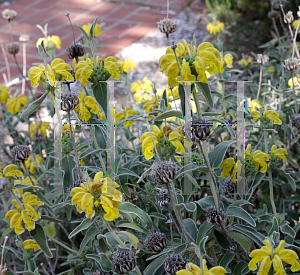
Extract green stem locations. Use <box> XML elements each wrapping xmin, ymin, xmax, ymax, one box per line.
<box><xmin>89</xmin><ymin>125</ymin><xmax>106</xmax><ymax>173</ymax></box>
<box><xmin>264</xmin><ymin>131</ymin><xmax>268</xmax><ymax>153</ymax></box>
<box><xmin>193</xmin><ymin>87</ymin><xmax>202</xmax><ymax>118</ymax></box>
<box><xmin>268</xmin><ymin>168</ymin><xmax>277</xmax><ymax>216</ymax></box>
<box><xmin>27</xmin><ymin>259</ymin><xmax>31</xmax><ymax>271</ymax></box>
<box><xmin>45</xmin><ymin>231</ymin><xmax>78</xmax><ymax>254</ymax></box>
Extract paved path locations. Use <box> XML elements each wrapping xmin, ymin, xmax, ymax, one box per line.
<box><xmin>0</xmin><ymin>0</ymin><xmax>204</xmax><ymax>82</ymax></box>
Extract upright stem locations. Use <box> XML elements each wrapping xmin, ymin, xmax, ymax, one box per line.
<box><xmin>166</xmin><ymin>182</ymin><xmax>195</xmax><ymax>242</ymax></box>
<box><xmin>256</xmin><ymin>65</ymin><xmax>263</xmax><ymax>102</ymax></box>
<box><xmin>89</xmin><ymin>125</ymin><xmax>106</xmax><ymax>173</ymax></box>
<box><xmin>45</xmin><ymin>231</ymin><xmax>78</xmax><ymax>254</ymax></box>
<box><xmin>291</xmin><ymin>71</ymin><xmax>298</xmax><ymax>115</ymax></box>
<box><xmin>67</xmin><ymin>110</ymin><xmax>81</xmax><ymax>178</ymax></box>
<box><xmin>198</xmin><ymin>141</ymin><xmax>220</xmax><ymax>208</ymax></box>
<box><xmin>193</xmin><ymin>87</ymin><xmax>202</xmax><ymax>119</ymax></box>
<box><xmin>268</xmin><ymin>168</ymin><xmax>277</xmax><ymax>216</ymax></box>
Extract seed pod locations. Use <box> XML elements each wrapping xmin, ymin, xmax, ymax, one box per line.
<box><xmin>144</xmin><ymin>232</ymin><xmax>167</xmax><ymax>253</ymax></box>
<box><xmin>33</xmin><ymin>133</ymin><xmax>44</xmax><ymax>142</ymax></box>
<box><xmin>268</xmin><ymin>10</ymin><xmax>280</xmax><ymax>19</ymax></box>
<box><xmin>2</xmin><ymin>9</ymin><xmax>17</xmax><ymax>21</ymax></box>
<box><xmin>284</xmin><ymin>58</ymin><xmax>299</xmax><ymax>71</ymax></box>
<box><xmin>157</xmin><ymin>18</ymin><xmax>177</xmax><ymax>37</ymax></box>
<box><xmin>156</xmin><ymin>189</ymin><xmax>170</xmax><ymax>207</ymax></box>
<box><xmin>90</xmin><ymin>270</ymin><xmax>110</xmax><ymax>275</ymax></box>
<box><xmin>112</xmin><ymin>250</ymin><xmax>137</xmax><ymax>274</ymax></box>
<box><xmin>6</xmin><ymin>42</ymin><xmax>19</xmax><ymax>55</ymax></box>
<box><xmin>284</xmin><ymin>11</ymin><xmax>294</xmax><ymax>24</ymax></box>
<box><xmin>191</xmin><ymin>118</ymin><xmax>212</xmax><ymax>142</ymax></box>
<box><xmin>292</xmin><ymin>116</ymin><xmax>300</xmax><ymax>131</ymax></box>
<box><xmin>66</xmin><ymin>44</ymin><xmax>85</xmax><ymax>60</ymax></box>
<box><xmin>151</xmin><ymin>161</ymin><xmax>177</xmax><ymax>184</ymax></box>
<box><xmin>257</xmin><ymin>54</ymin><xmax>269</xmax><ymax>65</ymax></box>
<box><xmin>164</xmin><ymin>254</ymin><xmax>187</xmax><ymax>275</ymax></box>
<box><xmin>11</xmin><ymin>145</ymin><xmax>31</xmax><ymax>162</ymax></box>
<box><xmin>206</xmin><ymin>206</ymin><xmax>225</xmax><ymax>224</ymax></box>
<box><xmin>223</xmin><ymin>177</ymin><xmax>235</xmax><ymax>198</ymax></box>
<box><xmin>61</xmin><ymin>91</ymin><xmax>79</xmax><ymax>111</ymax></box>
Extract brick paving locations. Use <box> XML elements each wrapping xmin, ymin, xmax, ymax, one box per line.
<box><xmin>0</xmin><ymin>0</ymin><xmax>205</xmax><ymax>82</ymax></box>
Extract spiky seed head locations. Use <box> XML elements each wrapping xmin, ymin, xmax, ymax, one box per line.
<box><xmin>33</xmin><ymin>133</ymin><xmax>44</xmax><ymax>142</ymax></box>
<box><xmin>257</xmin><ymin>54</ymin><xmax>269</xmax><ymax>65</ymax></box>
<box><xmin>206</xmin><ymin>206</ymin><xmax>225</xmax><ymax>224</ymax></box>
<box><xmin>6</xmin><ymin>42</ymin><xmax>19</xmax><ymax>55</ymax></box>
<box><xmin>66</xmin><ymin>44</ymin><xmax>85</xmax><ymax>60</ymax></box>
<box><xmin>284</xmin><ymin>11</ymin><xmax>294</xmax><ymax>24</ymax></box>
<box><xmin>11</xmin><ymin>145</ymin><xmax>31</xmax><ymax>162</ymax></box>
<box><xmin>151</xmin><ymin>161</ymin><xmax>177</xmax><ymax>185</ymax></box>
<box><xmin>19</xmin><ymin>34</ymin><xmax>30</xmax><ymax>43</ymax></box>
<box><xmin>144</xmin><ymin>232</ymin><xmax>167</xmax><ymax>253</ymax></box>
<box><xmin>284</xmin><ymin>58</ymin><xmax>299</xmax><ymax>71</ymax></box>
<box><xmin>157</xmin><ymin>18</ymin><xmax>177</xmax><ymax>37</ymax></box>
<box><xmin>164</xmin><ymin>254</ymin><xmax>187</xmax><ymax>275</ymax></box>
<box><xmin>223</xmin><ymin>177</ymin><xmax>235</xmax><ymax>198</ymax></box>
<box><xmin>2</xmin><ymin>9</ymin><xmax>17</xmax><ymax>21</ymax></box>
<box><xmin>112</xmin><ymin>250</ymin><xmax>137</xmax><ymax>274</ymax></box>
<box><xmin>61</xmin><ymin>91</ymin><xmax>79</xmax><ymax>111</ymax></box>
<box><xmin>191</xmin><ymin>118</ymin><xmax>212</xmax><ymax>142</ymax></box>
<box><xmin>156</xmin><ymin>189</ymin><xmax>170</xmax><ymax>207</ymax></box>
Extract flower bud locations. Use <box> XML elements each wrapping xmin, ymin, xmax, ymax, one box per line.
<box><xmin>284</xmin><ymin>11</ymin><xmax>294</xmax><ymax>24</ymax></box>
<box><xmin>157</xmin><ymin>137</ymin><xmax>176</xmax><ymax>160</ymax></box>
<box><xmin>62</xmin><ymin>135</ymin><xmax>73</xmax><ymax>155</ymax></box>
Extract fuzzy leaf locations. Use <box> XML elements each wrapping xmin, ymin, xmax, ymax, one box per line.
<box><xmin>30</xmin><ymin>224</ymin><xmax>53</xmax><ymax>258</ymax></box>
<box><xmin>21</xmin><ymin>91</ymin><xmax>50</xmax><ymax>119</ymax></box>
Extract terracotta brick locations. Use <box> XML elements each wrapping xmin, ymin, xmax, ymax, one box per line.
<box><xmin>104</xmin><ymin>4</ymin><xmax>140</xmax><ymax>20</ymax></box>
<box><xmin>101</xmin><ymin>23</ymin><xmax>133</xmax><ymax>38</ymax></box>
<box><xmin>97</xmin><ymin>45</ymin><xmax>123</xmax><ymax>57</ymax></box>
<box><xmin>10</xmin><ymin>24</ymin><xmax>42</xmax><ymax>36</ymax></box>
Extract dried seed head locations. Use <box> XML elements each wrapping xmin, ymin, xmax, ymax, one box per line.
<box><xmin>157</xmin><ymin>18</ymin><xmax>177</xmax><ymax>37</ymax></box>
<box><xmin>2</xmin><ymin>9</ymin><xmax>17</xmax><ymax>21</ymax></box>
<box><xmin>144</xmin><ymin>232</ymin><xmax>167</xmax><ymax>253</ymax></box>
<box><xmin>90</xmin><ymin>270</ymin><xmax>110</xmax><ymax>275</ymax></box>
<box><xmin>191</xmin><ymin>118</ymin><xmax>212</xmax><ymax>142</ymax></box>
<box><xmin>11</xmin><ymin>145</ymin><xmax>31</xmax><ymax>162</ymax></box>
<box><xmin>61</xmin><ymin>91</ymin><xmax>79</xmax><ymax>111</ymax></box>
<box><xmin>156</xmin><ymin>189</ymin><xmax>170</xmax><ymax>207</ymax></box>
<box><xmin>206</xmin><ymin>206</ymin><xmax>225</xmax><ymax>224</ymax></box>
<box><xmin>66</xmin><ymin>44</ymin><xmax>85</xmax><ymax>60</ymax></box>
<box><xmin>229</xmin><ymin>243</ymin><xmax>238</xmax><ymax>251</ymax></box>
<box><xmin>292</xmin><ymin>116</ymin><xmax>300</xmax><ymax>131</ymax></box>
<box><xmin>284</xmin><ymin>11</ymin><xmax>294</xmax><ymax>24</ymax></box>
<box><xmin>6</xmin><ymin>42</ymin><xmax>19</xmax><ymax>55</ymax></box>
<box><xmin>257</xmin><ymin>54</ymin><xmax>269</xmax><ymax>65</ymax></box>
<box><xmin>0</xmin><ymin>264</ymin><xmax>7</xmax><ymax>275</ymax></box>
<box><xmin>171</xmin><ymin>41</ymin><xmax>177</xmax><ymax>50</ymax></box>
<box><xmin>151</xmin><ymin>161</ymin><xmax>177</xmax><ymax>185</ymax></box>
<box><xmin>19</xmin><ymin>34</ymin><xmax>30</xmax><ymax>43</ymax></box>
<box><xmin>33</xmin><ymin>133</ymin><xmax>44</xmax><ymax>142</ymax></box>
<box><xmin>268</xmin><ymin>10</ymin><xmax>280</xmax><ymax>19</ymax></box>
<box><xmin>223</xmin><ymin>177</ymin><xmax>235</xmax><ymax>198</ymax></box>
<box><xmin>164</xmin><ymin>254</ymin><xmax>187</xmax><ymax>275</ymax></box>
<box><xmin>112</xmin><ymin>250</ymin><xmax>137</xmax><ymax>274</ymax></box>
<box><xmin>271</xmin><ymin>0</ymin><xmax>288</xmax><ymax>9</ymax></box>
<box><xmin>284</xmin><ymin>58</ymin><xmax>299</xmax><ymax>71</ymax></box>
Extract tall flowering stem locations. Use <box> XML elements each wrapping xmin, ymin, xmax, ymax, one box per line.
<box><xmin>268</xmin><ymin>167</ymin><xmax>277</xmax><ymax>216</ymax></box>
<box><xmin>256</xmin><ymin>64</ymin><xmax>263</xmax><ymax>102</ymax></box>
<box><xmin>291</xmin><ymin>71</ymin><xmax>298</xmax><ymax>115</ymax></box>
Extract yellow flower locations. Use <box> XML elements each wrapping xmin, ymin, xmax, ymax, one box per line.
<box><xmin>251</xmin><ymin>110</ymin><xmax>261</xmax><ymax>122</ymax></box>
<box><xmin>70</xmin><ymin>172</ymin><xmax>122</xmax><ymax>220</ymax></box>
<box><xmin>82</xmin><ymin>23</ymin><xmax>101</xmax><ymax>36</ymax></box>
<box><xmin>3</xmin><ymin>164</ymin><xmax>23</xmax><ymax>178</ymax></box>
<box><xmin>120</xmin><ymin>59</ymin><xmax>135</xmax><ymax>72</ymax></box>
<box><xmin>251</xmin><ymin>150</ymin><xmax>269</xmax><ymax>173</ymax></box>
<box><xmin>74</xmin><ymin>56</ymin><xmax>123</xmax><ymax>86</ymax></box>
<box><xmin>5</xmin><ymin>192</ymin><xmax>43</xmax><ymax>235</ymax></box>
<box><xmin>131</xmin><ymin>77</ymin><xmax>153</xmax><ymax>102</ymax></box>
<box><xmin>176</xmin><ymin>260</ymin><xmax>226</xmax><ymax>275</ymax></box>
<box><xmin>143</xmin><ymin>95</ymin><xmax>172</xmax><ymax>117</ymax></box>
<box><xmin>219</xmin><ymin>158</ymin><xmax>235</xmax><ymax>178</ymax></box>
<box><xmin>14</xmin><ymin>176</ymin><xmax>38</xmax><ymax>197</ymax></box>
<box><xmin>248</xmin><ymin>98</ymin><xmax>261</xmax><ymax>112</ymax></box>
<box><xmin>269</xmin><ymin>145</ymin><xmax>288</xmax><ymax>161</ymax></box>
<box><xmin>30</xmin><ymin>122</ymin><xmax>50</xmax><ymax>139</ymax></box>
<box><xmin>268</xmin><ymin>66</ymin><xmax>275</xmax><ymax>73</ymax></box>
<box><xmin>22</xmin><ymin>155</ymin><xmax>42</xmax><ymax>174</ymax></box>
<box><xmin>249</xmin><ymin>239</ymin><xmax>300</xmax><ymax>274</ymax></box>
<box><xmin>28</xmin><ymin>64</ymin><xmax>50</xmax><ymax>88</ymax></box>
<box><xmin>292</xmin><ymin>19</ymin><xmax>299</xmax><ymax>30</ymax></box>
<box><xmin>245</xmin><ymin>144</ymin><xmax>252</xmax><ymax>159</ymax></box>
<box><xmin>6</xmin><ymin>94</ymin><xmax>28</xmax><ymax>114</ymax></box>
<box><xmin>50</xmin><ymin>58</ymin><xmax>74</xmax><ymax>82</ymax></box>
<box><xmin>36</xmin><ymin>35</ymin><xmax>61</xmax><ymax>49</ymax></box>
<box><xmin>72</xmin><ymin>53</ymin><xmax>90</xmax><ymax>67</ymax></box>
<box><xmin>23</xmin><ymin>239</ymin><xmax>40</xmax><ymax>251</ymax></box>
<box><xmin>263</xmin><ymin>106</ymin><xmax>282</xmax><ymax>124</ymax></box>
<box><xmin>115</xmin><ymin>107</ymin><xmax>137</xmax><ymax>127</ymax></box>
<box><xmin>62</xmin><ymin>124</ymin><xmax>74</xmax><ymax>135</ymax></box>
<box><xmin>206</xmin><ymin>21</ymin><xmax>225</xmax><ymax>35</ymax></box>
<box><xmin>231</xmin><ymin>160</ymin><xmax>242</xmax><ymax>183</ymax></box>
<box><xmin>98</xmin><ymin>111</ymin><xmax>106</xmax><ymax>121</ymax></box>
<box><xmin>288</xmin><ymin>76</ymin><xmax>300</xmax><ymax>88</ymax></box>
<box><xmin>220</xmin><ymin>53</ymin><xmax>233</xmax><ymax>73</ymax></box>
<box><xmin>159</xmin><ymin>40</ymin><xmax>221</xmax><ymax>86</ymax></box>
<box><xmin>140</xmin><ymin>125</ymin><xmax>185</xmax><ymax>160</ymax></box>
<box><xmin>238</xmin><ymin>55</ymin><xmax>253</xmax><ymax>68</ymax></box>
<box><xmin>0</xmin><ymin>85</ymin><xmax>9</xmax><ymax>103</ymax></box>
